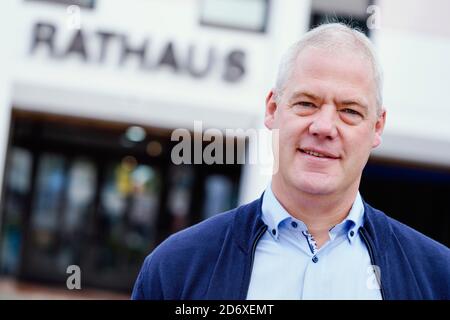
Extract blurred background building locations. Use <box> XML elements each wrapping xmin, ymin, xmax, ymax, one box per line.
<box><xmin>0</xmin><ymin>0</ymin><xmax>449</xmax><ymax>298</ymax></box>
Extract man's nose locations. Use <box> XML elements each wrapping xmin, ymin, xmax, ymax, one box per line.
<box><xmin>308</xmin><ymin>105</ymin><xmax>338</xmax><ymax>140</ymax></box>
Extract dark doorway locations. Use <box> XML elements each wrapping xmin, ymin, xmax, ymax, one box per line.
<box><xmin>361</xmin><ymin>158</ymin><xmax>450</xmax><ymax>247</ymax></box>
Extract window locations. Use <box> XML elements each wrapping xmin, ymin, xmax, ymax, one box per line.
<box><xmin>200</xmin><ymin>0</ymin><xmax>270</xmax><ymax>33</ymax></box>
<box><xmin>25</xmin><ymin>0</ymin><xmax>95</xmax><ymax>9</ymax></box>
<box><xmin>2</xmin><ymin>110</ymin><xmax>243</xmax><ymax>292</ymax></box>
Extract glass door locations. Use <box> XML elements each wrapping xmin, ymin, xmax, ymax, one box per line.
<box><xmin>21</xmin><ymin>153</ymin><xmax>97</xmax><ymax>283</ymax></box>
<box><xmin>83</xmin><ymin>157</ymin><xmax>161</xmax><ymax>290</ymax></box>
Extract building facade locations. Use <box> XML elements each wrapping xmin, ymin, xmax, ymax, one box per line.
<box><xmin>0</xmin><ymin>0</ymin><xmax>449</xmax><ymax>293</ymax></box>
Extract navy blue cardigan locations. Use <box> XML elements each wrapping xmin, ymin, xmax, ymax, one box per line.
<box><xmin>132</xmin><ymin>197</ymin><xmax>450</xmax><ymax>300</ymax></box>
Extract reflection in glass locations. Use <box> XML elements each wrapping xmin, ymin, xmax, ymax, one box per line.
<box><xmin>65</xmin><ymin>159</ymin><xmax>96</xmax><ymax>233</ymax></box>
<box><xmin>60</xmin><ymin>158</ymin><xmax>97</xmax><ymax>268</ymax></box>
<box><xmin>0</xmin><ymin>148</ymin><xmax>32</xmax><ymax>274</ymax></box>
<box><xmin>25</xmin><ymin>154</ymin><xmax>98</xmax><ymax>278</ymax></box>
<box><xmin>202</xmin><ymin>174</ymin><xmax>233</xmax><ymax>219</ymax></box>
<box><xmin>31</xmin><ymin>153</ymin><xmax>66</xmax><ymax>238</ymax></box>
<box><xmin>95</xmin><ymin>159</ymin><xmax>161</xmax><ymax>287</ymax></box>
<box><xmin>167</xmin><ymin>165</ymin><xmax>194</xmax><ymax>233</ymax></box>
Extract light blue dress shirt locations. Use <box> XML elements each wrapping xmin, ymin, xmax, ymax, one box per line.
<box><xmin>246</xmin><ymin>185</ymin><xmax>382</xmax><ymax>300</ymax></box>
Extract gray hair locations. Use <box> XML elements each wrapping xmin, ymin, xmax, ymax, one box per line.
<box><xmin>274</xmin><ymin>23</ymin><xmax>383</xmax><ymax>114</ymax></box>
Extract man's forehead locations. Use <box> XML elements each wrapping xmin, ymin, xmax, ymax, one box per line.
<box><xmin>296</xmin><ymin>41</ymin><xmax>371</xmax><ymax>61</ymax></box>
<box><xmin>287</xmin><ymin>47</ymin><xmax>376</xmax><ymax>98</ymax></box>
<box><xmin>293</xmin><ymin>45</ymin><xmax>373</xmax><ymax>77</ymax></box>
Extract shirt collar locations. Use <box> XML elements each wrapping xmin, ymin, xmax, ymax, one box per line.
<box><xmin>261</xmin><ymin>184</ymin><xmax>365</xmax><ymax>243</ymax></box>
<box><xmin>261</xmin><ymin>185</ymin><xmax>293</xmax><ymax>240</ymax></box>
<box><xmin>329</xmin><ymin>192</ymin><xmax>365</xmax><ymax>244</ymax></box>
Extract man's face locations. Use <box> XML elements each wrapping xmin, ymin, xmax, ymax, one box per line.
<box><xmin>265</xmin><ymin>46</ymin><xmax>386</xmax><ymax>196</ymax></box>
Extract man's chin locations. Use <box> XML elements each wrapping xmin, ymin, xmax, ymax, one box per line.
<box><xmin>292</xmin><ymin>172</ymin><xmax>338</xmax><ymax>195</ymax></box>
<box><xmin>295</xmin><ymin>184</ymin><xmax>336</xmax><ymax>195</ymax></box>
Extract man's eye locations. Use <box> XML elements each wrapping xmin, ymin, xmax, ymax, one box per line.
<box><xmin>296</xmin><ymin>102</ymin><xmax>316</xmax><ymax>108</ymax></box>
<box><xmin>341</xmin><ymin>108</ymin><xmax>362</xmax><ymax>116</ymax></box>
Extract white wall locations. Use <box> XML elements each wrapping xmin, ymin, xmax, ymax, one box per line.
<box><xmin>11</xmin><ymin>0</ymin><xmax>273</xmax><ymax>130</ymax></box>
<box><xmin>372</xmin><ymin>0</ymin><xmax>450</xmax><ymax>166</ymax></box>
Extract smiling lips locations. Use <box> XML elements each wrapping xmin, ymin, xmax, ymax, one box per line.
<box><xmin>299</xmin><ymin>148</ymin><xmax>340</xmax><ymax>159</ymax></box>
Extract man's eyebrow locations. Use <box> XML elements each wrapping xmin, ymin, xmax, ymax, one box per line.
<box><xmin>289</xmin><ymin>90</ymin><xmax>320</xmax><ymax>101</ymax></box>
<box><xmin>289</xmin><ymin>91</ymin><xmax>370</xmax><ymax>111</ymax></box>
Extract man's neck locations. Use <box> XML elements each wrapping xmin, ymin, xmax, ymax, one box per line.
<box><xmin>270</xmin><ymin>179</ymin><xmax>359</xmax><ymax>248</ymax></box>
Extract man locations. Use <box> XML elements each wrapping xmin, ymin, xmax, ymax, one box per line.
<box><xmin>132</xmin><ymin>23</ymin><xmax>450</xmax><ymax>300</ymax></box>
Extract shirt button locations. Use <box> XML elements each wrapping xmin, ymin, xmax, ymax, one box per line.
<box><xmin>350</xmin><ymin>230</ymin><xmax>355</xmax><ymax>237</ymax></box>
<box><xmin>291</xmin><ymin>221</ymin><xmax>298</xmax><ymax>228</ymax></box>
<box><xmin>272</xmin><ymin>229</ymin><xmax>277</xmax><ymax>235</ymax></box>
<box><xmin>312</xmin><ymin>256</ymin><xmax>319</xmax><ymax>263</ymax></box>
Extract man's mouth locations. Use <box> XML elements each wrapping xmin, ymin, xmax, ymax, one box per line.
<box><xmin>298</xmin><ymin>148</ymin><xmax>340</xmax><ymax>159</ymax></box>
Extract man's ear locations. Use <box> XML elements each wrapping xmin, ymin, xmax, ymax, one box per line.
<box><xmin>372</xmin><ymin>109</ymin><xmax>386</xmax><ymax>148</ymax></box>
<box><xmin>265</xmin><ymin>89</ymin><xmax>278</xmax><ymax>130</ymax></box>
